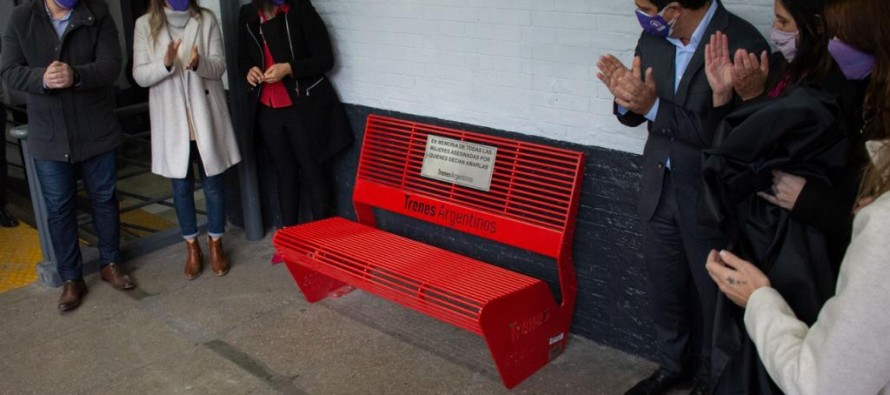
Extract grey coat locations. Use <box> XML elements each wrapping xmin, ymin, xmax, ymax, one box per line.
<box><xmin>0</xmin><ymin>0</ymin><xmax>122</xmax><ymax>163</ymax></box>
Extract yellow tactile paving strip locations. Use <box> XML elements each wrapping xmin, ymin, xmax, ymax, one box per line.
<box><xmin>0</xmin><ymin>224</ymin><xmax>42</xmax><ymax>293</ymax></box>
<box><xmin>121</xmin><ymin>209</ymin><xmax>177</xmax><ymax>237</ymax></box>
<box><xmin>0</xmin><ymin>208</ymin><xmax>176</xmax><ymax>294</ymax></box>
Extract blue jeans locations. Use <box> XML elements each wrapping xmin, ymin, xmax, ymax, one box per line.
<box><xmin>171</xmin><ymin>143</ymin><xmax>226</xmax><ymax>240</ymax></box>
<box><xmin>34</xmin><ymin>149</ymin><xmax>120</xmax><ymax>282</ymax></box>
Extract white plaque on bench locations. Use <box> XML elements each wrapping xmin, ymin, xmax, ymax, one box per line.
<box><xmin>421</xmin><ymin>135</ymin><xmax>498</xmax><ymax>192</ymax></box>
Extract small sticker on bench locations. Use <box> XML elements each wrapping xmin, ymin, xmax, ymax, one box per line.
<box><xmin>549</xmin><ymin>333</ymin><xmax>565</xmax><ymax>345</ymax></box>
<box><xmin>421</xmin><ymin>135</ymin><xmax>497</xmax><ymax>191</ymax></box>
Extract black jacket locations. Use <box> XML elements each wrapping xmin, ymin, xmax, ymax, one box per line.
<box><xmin>701</xmin><ymin>86</ymin><xmax>846</xmax><ymax>394</ymax></box>
<box><xmin>788</xmin><ymin>72</ymin><xmax>869</xmax><ymax>266</ymax></box>
<box><xmin>0</xmin><ymin>0</ymin><xmax>122</xmax><ymax>163</ymax></box>
<box><xmin>703</xmin><ymin>56</ymin><xmax>870</xmax><ymax>270</ymax></box>
<box><xmin>238</xmin><ymin>0</ymin><xmax>353</xmax><ymax>162</ymax></box>
<box><xmin>615</xmin><ymin>4</ymin><xmax>769</xmax><ymax>222</ymax></box>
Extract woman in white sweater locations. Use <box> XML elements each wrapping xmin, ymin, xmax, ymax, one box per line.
<box><xmin>706</xmin><ymin>1</ymin><xmax>890</xmax><ymax>393</ymax></box>
<box><xmin>133</xmin><ymin>0</ymin><xmax>241</xmax><ymax>279</ymax></box>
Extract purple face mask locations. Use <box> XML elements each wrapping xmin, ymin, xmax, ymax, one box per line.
<box><xmin>828</xmin><ymin>39</ymin><xmax>875</xmax><ymax>80</ymax></box>
<box><xmin>54</xmin><ymin>0</ymin><xmax>78</xmax><ymax>10</ymax></box>
<box><xmin>770</xmin><ymin>28</ymin><xmax>798</xmax><ymax>62</ymax></box>
<box><xmin>167</xmin><ymin>0</ymin><xmax>190</xmax><ymax>12</ymax></box>
<box><xmin>635</xmin><ymin>7</ymin><xmax>676</xmax><ymax>38</ymax></box>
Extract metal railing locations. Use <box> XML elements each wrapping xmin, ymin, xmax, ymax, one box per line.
<box><xmin>8</xmin><ymin>103</ymin><xmax>205</xmax><ymax>287</ymax></box>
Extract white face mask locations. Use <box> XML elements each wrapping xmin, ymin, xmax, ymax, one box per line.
<box><xmin>770</xmin><ymin>28</ymin><xmax>799</xmax><ymax>61</ymax></box>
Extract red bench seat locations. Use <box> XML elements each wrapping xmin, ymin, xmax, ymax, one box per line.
<box><xmin>274</xmin><ymin>114</ymin><xmax>586</xmax><ymax>388</ymax></box>
<box><xmin>276</xmin><ymin>217</ymin><xmax>546</xmax><ymax>334</ymax></box>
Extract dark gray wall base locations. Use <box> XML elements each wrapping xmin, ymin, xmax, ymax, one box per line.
<box><xmin>328</xmin><ymin>104</ymin><xmax>655</xmax><ymax>359</ymax></box>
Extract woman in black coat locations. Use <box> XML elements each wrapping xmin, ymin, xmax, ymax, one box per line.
<box><xmin>701</xmin><ymin>0</ymin><xmax>869</xmax><ymax>392</ymax></box>
<box><xmin>705</xmin><ymin>0</ymin><xmax>869</xmax><ymax>268</ymax></box>
<box><xmin>238</xmin><ymin>0</ymin><xmax>353</xmax><ymax>227</ymax></box>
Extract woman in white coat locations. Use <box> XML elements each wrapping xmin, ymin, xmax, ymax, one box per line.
<box><xmin>133</xmin><ymin>0</ymin><xmax>241</xmax><ymax>279</ymax></box>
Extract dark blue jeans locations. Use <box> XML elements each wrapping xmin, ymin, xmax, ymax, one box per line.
<box><xmin>34</xmin><ymin>149</ymin><xmax>120</xmax><ymax>282</ymax></box>
<box><xmin>171</xmin><ymin>142</ymin><xmax>226</xmax><ymax>240</ymax></box>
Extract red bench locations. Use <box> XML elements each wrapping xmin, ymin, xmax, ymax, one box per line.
<box><xmin>274</xmin><ymin>114</ymin><xmax>586</xmax><ymax>388</ymax></box>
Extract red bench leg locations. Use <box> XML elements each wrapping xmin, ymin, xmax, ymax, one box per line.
<box><xmin>282</xmin><ymin>256</ymin><xmax>354</xmax><ymax>303</ymax></box>
<box><xmin>478</xmin><ymin>283</ymin><xmax>571</xmax><ymax>389</ymax></box>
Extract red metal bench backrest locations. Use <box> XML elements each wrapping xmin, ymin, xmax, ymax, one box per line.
<box><xmin>354</xmin><ymin>114</ymin><xmax>585</xmax><ymax>269</ymax></box>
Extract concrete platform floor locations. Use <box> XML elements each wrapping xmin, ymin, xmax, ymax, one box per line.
<box><xmin>0</xmin><ymin>227</ymin><xmax>672</xmax><ymax>395</ymax></box>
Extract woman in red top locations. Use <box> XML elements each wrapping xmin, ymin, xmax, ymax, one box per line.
<box><xmin>238</xmin><ymin>0</ymin><xmax>353</xmax><ymax>228</ymax></box>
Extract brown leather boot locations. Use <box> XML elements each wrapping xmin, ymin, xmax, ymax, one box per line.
<box><xmin>58</xmin><ymin>280</ymin><xmax>88</xmax><ymax>312</ymax></box>
<box><xmin>100</xmin><ymin>263</ymin><xmax>135</xmax><ymax>290</ymax></box>
<box><xmin>208</xmin><ymin>236</ymin><xmax>229</xmax><ymax>276</ymax></box>
<box><xmin>184</xmin><ymin>240</ymin><xmax>203</xmax><ymax>280</ymax></box>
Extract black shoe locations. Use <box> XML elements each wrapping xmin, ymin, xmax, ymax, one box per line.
<box><xmin>0</xmin><ymin>207</ymin><xmax>18</xmax><ymax>228</ymax></box>
<box><xmin>689</xmin><ymin>381</ymin><xmax>710</xmax><ymax>395</ymax></box>
<box><xmin>625</xmin><ymin>370</ymin><xmax>684</xmax><ymax>395</ymax></box>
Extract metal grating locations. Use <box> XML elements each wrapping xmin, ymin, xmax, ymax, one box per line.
<box><xmin>357</xmin><ymin>116</ymin><xmax>584</xmax><ymax>232</ymax></box>
<box><xmin>276</xmin><ymin>217</ymin><xmax>543</xmax><ymax>333</ymax></box>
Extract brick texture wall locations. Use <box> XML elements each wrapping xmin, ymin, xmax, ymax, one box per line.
<box><xmin>315</xmin><ymin>0</ymin><xmax>774</xmax><ymax>155</ymax></box>
<box><xmin>309</xmin><ymin>0</ymin><xmax>776</xmax><ymax>358</ymax></box>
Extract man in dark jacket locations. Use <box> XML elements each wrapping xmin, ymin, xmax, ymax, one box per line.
<box><xmin>0</xmin><ymin>0</ymin><xmax>134</xmax><ymax>312</ymax></box>
<box><xmin>596</xmin><ymin>1</ymin><xmax>768</xmax><ymax>394</ymax></box>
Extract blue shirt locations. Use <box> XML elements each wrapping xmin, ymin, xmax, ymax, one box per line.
<box><xmin>644</xmin><ymin>0</ymin><xmax>719</xmax><ymax>121</ymax></box>
<box><xmin>42</xmin><ymin>4</ymin><xmax>74</xmax><ymax>90</ymax></box>
<box><xmin>618</xmin><ymin>1</ymin><xmax>719</xmax><ymax>121</ymax></box>
<box><xmin>45</xmin><ymin>3</ymin><xmax>73</xmax><ymax>39</ymax></box>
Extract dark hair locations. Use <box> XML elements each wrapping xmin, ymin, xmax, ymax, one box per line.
<box><xmin>777</xmin><ymin>0</ymin><xmax>834</xmax><ymax>85</ymax></box>
<box><xmin>651</xmin><ymin>0</ymin><xmax>708</xmax><ymax>11</ymax></box>
<box><xmin>826</xmin><ymin>0</ymin><xmax>890</xmax><ymax>198</ymax></box>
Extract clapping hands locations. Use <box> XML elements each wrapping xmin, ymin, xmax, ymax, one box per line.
<box><xmin>704</xmin><ymin>31</ymin><xmax>770</xmax><ymax>104</ymax></box>
<box><xmin>186</xmin><ymin>45</ymin><xmax>199</xmax><ymax>71</ymax></box>
<box><xmin>597</xmin><ymin>55</ymin><xmax>658</xmax><ymax>116</ymax></box>
<box><xmin>164</xmin><ymin>39</ymin><xmax>182</xmax><ymax>69</ymax></box>
<box><xmin>163</xmin><ymin>39</ymin><xmax>199</xmax><ymax>71</ymax></box>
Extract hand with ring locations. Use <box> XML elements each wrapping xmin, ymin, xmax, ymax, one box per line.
<box><xmin>732</xmin><ymin>48</ymin><xmax>769</xmax><ymax>101</ymax></box>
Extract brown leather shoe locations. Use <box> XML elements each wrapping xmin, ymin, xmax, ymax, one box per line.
<box><xmin>58</xmin><ymin>280</ymin><xmax>88</xmax><ymax>312</ymax></box>
<box><xmin>208</xmin><ymin>236</ymin><xmax>230</xmax><ymax>276</ymax></box>
<box><xmin>185</xmin><ymin>240</ymin><xmax>203</xmax><ymax>280</ymax></box>
<box><xmin>100</xmin><ymin>263</ymin><xmax>135</xmax><ymax>290</ymax></box>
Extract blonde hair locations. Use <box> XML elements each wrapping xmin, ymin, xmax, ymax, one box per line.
<box><xmin>146</xmin><ymin>0</ymin><xmax>207</xmax><ymax>46</ymax></box>
<box><xmin>860</xmin><ymin>142</ymin><xmax>890</xmax><ymax>199</ymax></box>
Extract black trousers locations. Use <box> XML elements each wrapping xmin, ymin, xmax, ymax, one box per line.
<box><xmin>643</xmin><ymin>171</ymin><xmax>724</xmax><ymax>382</ymax></box>
<box><xmin>1</xmin><ymin>102</ymin><xmax>8</xmax><ymax>208</ymax></box>
<box><xmin>257</xmin><ymin>105</ymin><xmax>330</xmax><ymax>227</ymax></box>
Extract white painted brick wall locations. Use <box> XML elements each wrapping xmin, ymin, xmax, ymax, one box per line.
<box><xmin>315</xmin><ymin>0</ymin><xmax>774</xmax><ymax>154</ymax></box>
